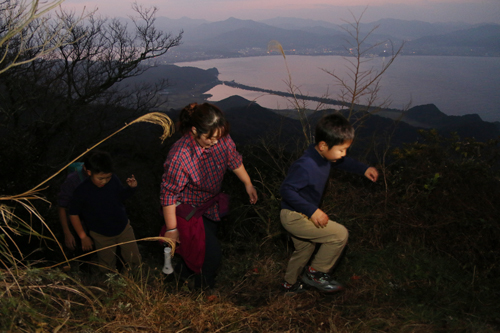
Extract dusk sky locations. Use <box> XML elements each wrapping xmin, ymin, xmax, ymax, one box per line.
<box><xmin>61</xmin><ymin>0</ymin><xmax>500</xmax><ymax>24</ymax></box>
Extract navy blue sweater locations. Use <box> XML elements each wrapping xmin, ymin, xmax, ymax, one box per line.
<box><xmin>280</xmin><ymin>144</ymin><xmax>368</xmax><ymax>218</ymax></box>
<box><xmin>69</xmin><ymin>174</ymin><xmax>136</xmax><ymax>237</ymax></box>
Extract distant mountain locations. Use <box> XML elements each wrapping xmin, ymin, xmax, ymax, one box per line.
<box><xmin>206</xmin><ymin>26</ymin><xmax>344</xmax><ymax>50</ymax></box>
<box><xmin>180</xmin><ymin>17</ymin><xmax>479</xmax><ymax>51</ymax></box>
<box><xmin>403</xmin><ymin>104</ymin><xmax>500</xmax><ymax>141</ymax></box>
<box><xmin>166</xmin><ymin>17</ymin><xmax>348</xmax><ymax>56</ymax></box>
<box><xmin>149</xmin><ymin>16</ymin><xmax>472</xmax><ymax>43</ymax></box>
<box><xmin>117</xmin><ymin>64</ymin><xmax>218</xmax><ymax>92</ymax></box>
<box><xmin>406</xmin><ymin>24</ymin><xmax>500</xmax><ymax>55</ymax></box>
<box><xmin>298</xmin><ymin>25</ymin><xmax>343</xmax><ymax>37</ymax></box>
<box><xmin>183</xmin><ymin>17</ymin><xmax>269</xmax><ymax>41</ymax></box>
<box><xmin>112</xmin><ymin>15</ymin><xmax>500</xmax><ymax>61</ymax></box>
<box><xmin>259</xmin><ymin>17</ymin><xmax>341</xmax><ymax>31</ymax></box>
<box><xmin>170</xmin><ymin>17</ymin><xmax>385</xmax><ymax>59</ymax></box>
<box><xmin>153</xmin><ymin>16</ymin><xmax>498</xmax><ymax>61</ymax></box>
<box><xmin>351</xmin><ymin>18</ymin><xmax>471</xmax><ymax>40</ymax></box>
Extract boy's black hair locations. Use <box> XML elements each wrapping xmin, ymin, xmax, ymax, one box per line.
<box><xmin>84</xmin><ymin>151</ymin><xmax>114</xmax><ymax>174</ymax></box>
<box><xmin>315</xmin><ymin>113</ymin><xmax>355</xmax><ymax>148</ymax></box>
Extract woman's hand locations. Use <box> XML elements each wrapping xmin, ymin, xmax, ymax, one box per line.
<box><xmin>162</xmin><ymin>205</ymin><xmax>179</xmax><ymax>243</ymax></box>
<box><xmin>246</xmin><ymin>184</ymin><xmax>258</xmax><ymax>204</ymax></box>
<box><xmin>164</xmin><ymin>229</ymin><xmax>180</xmax><ymax>243</ymax></box>
<box><xmin>233</xmin><ymin>164</ymin><xmax>258</xmax><ymax>204</ymax></box>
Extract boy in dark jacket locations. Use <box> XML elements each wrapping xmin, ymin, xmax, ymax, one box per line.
<box><xmin>280</xmin><ymin>113</ymin><xmax>378</xmax><ymax>293</ymax></box>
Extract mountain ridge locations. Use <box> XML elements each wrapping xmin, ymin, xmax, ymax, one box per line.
<box><xmin>145</xmin><ymin>16</ymin><xmax>500</xmax><ymax>61</ymax></box>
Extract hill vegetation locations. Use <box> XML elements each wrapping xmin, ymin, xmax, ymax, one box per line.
<box><xmin>3</xmin><ymin>93</ymin><xmax>500</xmax><ymax>331</ymax></box>
<box><xmin>1</xmin><ymin>3</ymin><xmax>500</xmax><ymax>332</ymax></box>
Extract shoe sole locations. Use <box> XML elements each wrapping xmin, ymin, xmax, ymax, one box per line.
<box><xmin>284</xmin><ymin>287</ymin><xmax>309</xmax><ymax>295</ymax></box>
<box><xmin>301</xmin><ymin>275</ymin><xmax>344</xmax><ymax>293</ymax></box>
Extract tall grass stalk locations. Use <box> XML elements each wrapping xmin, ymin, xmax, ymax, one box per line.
<box><xmin>267</xmin><ymin>40</ymin><xmax>321</xmax><ymax>145</ymax></box>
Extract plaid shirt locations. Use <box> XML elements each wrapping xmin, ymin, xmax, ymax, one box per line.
<box><xmin>160</xmin><ymin>133</ymin><xmax>243</xmax><ymax>221</ymax></box>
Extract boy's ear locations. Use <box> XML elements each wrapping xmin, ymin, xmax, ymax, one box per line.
<box><xmin>318</xmin><ymin>141</ymin><xmax>328</xmax><ymax>151</ymax></box>
<box><xmin>191</xmin><ymin>126</ymin><xmax>197</xmax><ymax>135</ymax></box>
<box><xmin>86</xmin><ymin>169</ymin><xmax>92</xmax><ymax>176</ymax></box>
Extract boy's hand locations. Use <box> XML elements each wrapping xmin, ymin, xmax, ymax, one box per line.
<box><xmin>126</xmin><ymin>174</ymin><xmax>137</xmax><ymax>188</ymax></box>
<box><xmin>311</xmin><ymin>209</ymin><xmax>329</xmax><ymax>228</ymax></box>
<box><xmin>364</xmin><ymin>167</ymin><xmax>379</xmax><ymax>182</ymax></box>
<box><xmin>80</xmin><ymin>235</ymin><xmax>93</xmax><ymax>251</ymax></box>
<box><xmin>246</xmin><ymin>184</ymin><xmax>258</xmax><ymax>204</ymax></box>
<box><xmin>64</xmin><ymin>231</ymin><xmax>76</xmax><ymax>251</ymax></box>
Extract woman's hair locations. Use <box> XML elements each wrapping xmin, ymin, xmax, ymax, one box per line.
<box><xmin>84</xmin><ymin>150</ymin><xmax>114</xmax><ymax>174</ymax></box>
<box><xmin>178</xmin><ymin>103</ymin><xmax>230</xmax><ymax>138</ymax></box>
<box><xmin>315</xmin><ymin>113</ymin><xmax>355</xmax><ymax>148</ymax></box>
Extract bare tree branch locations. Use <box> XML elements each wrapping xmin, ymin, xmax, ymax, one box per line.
<box><xmin>321</xmin><ymin>8</ymin><xmax>405</xmax><ymax>126</ymax></box>
<box><xmin>0</xmin><ymin>0</ymin><xmax>86</xmax><ymax>74</ymax></box>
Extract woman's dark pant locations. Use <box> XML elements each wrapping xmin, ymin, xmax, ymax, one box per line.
<box><xmin>176</xmin><ymin>217</ymin><xmax>222</xmax><ymax>289</ymax></box>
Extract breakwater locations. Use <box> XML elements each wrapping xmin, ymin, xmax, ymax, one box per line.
<box><xmin>221</xmin><ymin>80</ymin><xmax>345</xmax><ymax>107</ymax></box>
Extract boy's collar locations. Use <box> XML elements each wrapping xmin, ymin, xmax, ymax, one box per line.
<box><xmin>314</xmin><ymin>144</ymin><xmax>324</xmax><ymax>159</ymax></box>
<box><xmin>309</xmin><ymin>144</ymin><xmax>327</xmax><ymax>162</ymax></box>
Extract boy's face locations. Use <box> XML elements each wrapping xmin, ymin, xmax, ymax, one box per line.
<box><xmin>87</xmin><ymin>171</ymin><xmax>113</xmax><ymax>188</ymax></box>
<box><xmin>318</xmin><ymin>140</ymin><xmax>352</xmax><ymax>162</ymax></box>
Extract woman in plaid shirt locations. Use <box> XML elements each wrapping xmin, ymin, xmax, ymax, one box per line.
<box><xmin>160</xmin><ymin>103</ymin><xmax>258</xmax><ymax>289</ymax></box>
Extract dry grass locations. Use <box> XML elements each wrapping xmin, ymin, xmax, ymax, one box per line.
<box><xmin>0</xmin><ymin>111</ymin><xmax>177</xmax><ymax>330</ymax></box>
<box><xmin>2</xmin><ymin>234</ymin><xmax>498</xmax><ymax>332</ymax></box>
<box><xmin>2</xmin><ymin>122</ymin><xmax>499</xmax><ymax>332</ymax></box>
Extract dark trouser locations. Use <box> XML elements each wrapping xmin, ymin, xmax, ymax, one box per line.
<box><xmin>176</xmin><ymin>217</ymin><xmax>222</xmax><ymax>289</ymax></box>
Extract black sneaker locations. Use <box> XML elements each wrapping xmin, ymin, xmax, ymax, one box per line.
<box><xmin>301</xmin><ymin>267</ymin><xmax>343</xmax><ymax>293</ymax></box>
<box><xmin>281</xmin><ymin>281</ymin><xmax>308</xmax><ymax>294</ymax></box>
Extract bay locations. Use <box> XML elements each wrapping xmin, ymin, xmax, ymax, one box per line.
<box><xmin>176</xmin><ymin>55</ymin><xmax>500</xmax><ymax>122</ymax></box>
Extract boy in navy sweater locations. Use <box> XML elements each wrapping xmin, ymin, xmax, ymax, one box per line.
<box><xmin>69</xmin><ymin>151</ymin><xmax>142</xmax><ymax>272</ymax></box>
<box><xmin>280</xmin><ymin>113</ymin><xmax>378</xmax><ymax>293</ymax></box>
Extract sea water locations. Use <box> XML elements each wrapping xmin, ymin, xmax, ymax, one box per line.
<box><xmin>176</xmin><ymin>55</ymin><xmax>500</xmax><ymax>122</ymax></box>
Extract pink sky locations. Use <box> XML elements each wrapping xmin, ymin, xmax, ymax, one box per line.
<box><xmin>60</xmin><ymin>0</ymin><xmax>499</xmax><ymax>24</ymax></box>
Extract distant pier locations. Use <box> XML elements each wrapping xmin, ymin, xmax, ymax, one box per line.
<box><xmin>221</xmin><ymin>80</ymin><xmax>345</xmax><ymax>107</ymax></box>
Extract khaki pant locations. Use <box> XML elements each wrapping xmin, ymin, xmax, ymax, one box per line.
<box><xmin>89</xmin><ymin>222</ymin><xmax>142</xmax><ymax>272</ymax></box>
<box><xmin>281</xmin><ymin>209</ymin><xmax>348</xmax><ymax>284</ymax></box>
